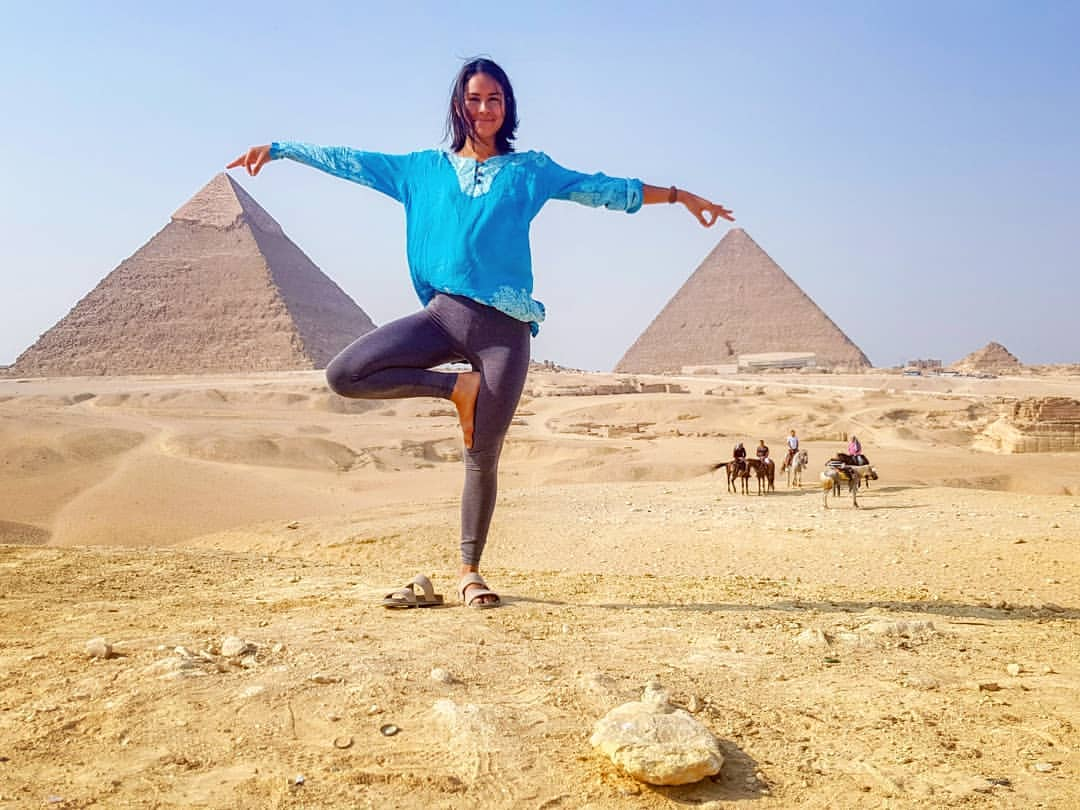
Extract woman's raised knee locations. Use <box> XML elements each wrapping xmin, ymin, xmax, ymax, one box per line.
<box><xmin>324</xmin><ymin>355</ymin><xmax>356</xmax><ymax>396</ymax></box>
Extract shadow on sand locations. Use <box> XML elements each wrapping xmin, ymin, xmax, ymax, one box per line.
<box><xmin>508</xmin><ymin>597</ymin><xmax>1078</xmax><ymax>621</ymax></box>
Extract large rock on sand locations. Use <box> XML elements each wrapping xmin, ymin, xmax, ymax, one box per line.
<box><xmin>590</xmin><ymin>683</ymin><xmax>724</xmax><ymax>785</ymax></box>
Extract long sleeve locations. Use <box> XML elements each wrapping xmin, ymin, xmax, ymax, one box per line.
<box><xmin>269</xmin><ymin>141</ymin><xmax>414</xmax><ymax>203</ymax></box>
<box><xmin>540</xmin><ymin>154</ymin><xmax>644</xmax><ymax>213</ymax></box>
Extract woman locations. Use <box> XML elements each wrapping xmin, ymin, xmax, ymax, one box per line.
<box><xmin>756</xmin><ymin>439</ymin><xmax>771</xmax><ymax>465</ymax></box>
<box><xmin>848</xmin><ymin>435</ymin><xmax>862</xmax><ymax>459</ymax></box>
<box><xmin>228</xmin><ymin>58</ymin><xmax>734</xmax><ymax>608</ymax></box>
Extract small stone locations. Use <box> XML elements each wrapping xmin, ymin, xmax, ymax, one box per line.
<box><xmin>1006</xmin><ymin>663</ymin><xmax>1021</xmax><ymax>677</ymax></box>
<box><xmin>687</xmin><ymin>695</ymin><xmax>703</xmax><ymax>713</ymax></box>
<box><xmin>430</xmin><ymin>667</ymin><xmax>455</xmax><ymax>684</ymax></box>
<box><xmin>286</xmin><ymin>522</ymin><xmax>300</xmax><ymax>530</ymax></box>
<box><xmin>795</xmin><ymin>628</ymin><xmax>831</xmax><ymax>647</ymax></box>
<box><xmin>221</xmin><ymin>637</ymin><xmax>253</xmax><ymax>658</ymax></box>
<box><xmin>978</xmin><ymin>682</ymin><xmax>1001</xmax><ymax>692</ymax></box>
<box><xmin>271</xmin><ymin>643</ymin><xmax>285</xmax><ymax>654</ymax></box>
<box><xmin>1034</xmin><ymin>762</ymin><xmax>1054</xmax><ymax>773</ymax></box>
<box><xmin>1041</xmin><ymin>665</ymin><xmax>1056</xmax><ymax>675</ymax></box>
<box><xmin>333</xmin><ymin>735</ymin><xmax>353</xmax><ymax>749</ymax></box>
<box><xmin>380</xmin><ymin>724</ymin><xmax>399</xmax><ymax>736</ymax></box>
<box><xmin>309</xmin><ymin>673</ymin><xmax>341</xmax><ymax>684</ymax></box>
<box><xmin>366</xmin><ymin>704</ymin><xmax>382</xmax><ymax>715</ymax></box>
<box><xmin>85</xmin><ymin>638</ymin><xmax>113</xmax><ymax>659</ymax></box>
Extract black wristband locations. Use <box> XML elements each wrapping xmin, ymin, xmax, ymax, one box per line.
<box><xmin>668</xmin><ymin>185</ymin><xmax>678</xmax><ymax>204</ymax></box>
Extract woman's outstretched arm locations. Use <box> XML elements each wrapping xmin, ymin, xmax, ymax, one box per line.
<box><xmin>641</xmin><ymin>184</ymin><xmax>734</xmax><ymax>227</ymax></box>
<box><xmin>227</xmin><ymin>142</ymin><xmax>414</xmax><ymax>202</ymax></box>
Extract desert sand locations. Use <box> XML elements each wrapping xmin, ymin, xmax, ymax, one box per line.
<box><xmin>1</xmin><ymin>368</ymin><xmax>1078</xmax><ymax>809</ymax></box>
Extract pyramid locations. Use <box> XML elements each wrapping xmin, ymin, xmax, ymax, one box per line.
<box><xmin>11</xmin><ymin>174</ymin><xmax>376</xmax><ymax>377</ymax></box>
<box><xmin>953</xmin><ymin>342</ymin><xmax>1022</xmax><ymax>373</ymax></box>
<box><xmin>615</xmin><ymin>228</ymin><xmax>870</xmax><ymax>373</ymax></box>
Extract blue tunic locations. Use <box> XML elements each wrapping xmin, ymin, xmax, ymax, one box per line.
<box><xmin>269</xmin><ymin>142</ymin><xmax>644</xmax><ymax>334</ymax></box>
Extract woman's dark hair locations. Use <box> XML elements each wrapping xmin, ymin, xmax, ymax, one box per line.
<box><xmin>445</xmin><ymin>57</ymin><xmax>518</xmax><ymax>154</ymax></box>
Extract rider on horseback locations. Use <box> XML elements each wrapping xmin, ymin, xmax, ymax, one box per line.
<box><xmin>847</xmin><ymin>435</ymin><xmax>867</xmax><ymax>466</ymax></box>
<box><xmin>782</xmin><ymin>429</ymin><xmax>799</xmax><ymax>470</ymax></box>
<box><xmin>757</xmin><ymin>439</ymin><xmax>772</xmax><ymax>466</ymax></box>
<box><xmin>732</xmin><ymin>442</ymin><xmax>747</xmax><ymax>474</ymax></box>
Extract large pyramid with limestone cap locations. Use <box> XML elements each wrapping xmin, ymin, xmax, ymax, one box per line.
<box><xmin>11</xmin><ymin>174</ymin><xmax>375</xmax><ymax>376</ymax></box>
<box><xmin>615</xmin><ymin>228</ymin><xmax>870</xmax><ymax>373</ymax></box>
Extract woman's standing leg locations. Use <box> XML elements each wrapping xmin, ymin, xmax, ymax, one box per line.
<box><xmin>427</xmin><ymin>295</ymin><xmax>531</xmax><ymax>606</ymax></box>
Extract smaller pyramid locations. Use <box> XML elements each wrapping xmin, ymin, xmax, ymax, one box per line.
<box><xmin>616</xmin><ymin>229</ymin><xmax>870</xmax><ymax>373</ymax></box>
<box><xmin>12</xmin><ymin>174</ymin><xmax>375</xmax><ymax>376</ymax></box>
<box><xmin>953</xmin><ymin>342</ymin><xmax>1022</xmax><ymax>373</ymax></box>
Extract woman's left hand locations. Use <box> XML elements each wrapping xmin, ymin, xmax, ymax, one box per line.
<box><xmin>680</xmin><ymin>192</ymin><xmax>735</xmax><ymax>227</ymax></box>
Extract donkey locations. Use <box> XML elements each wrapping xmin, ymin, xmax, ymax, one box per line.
<box><xmin>834</xmin><ymin>453</ymin><xmax>878</xmax><ymax>489</ymax></box>
<box><xmin>821</xmin><ymin>465</ymin><xmax>861</xmax><ymax>508</ymax></box>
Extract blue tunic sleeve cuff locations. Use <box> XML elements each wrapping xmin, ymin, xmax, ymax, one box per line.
<box><xmin>625</xmin><ymin>179</ymin><xmax>644</xmax><ymax>214</ymax></box>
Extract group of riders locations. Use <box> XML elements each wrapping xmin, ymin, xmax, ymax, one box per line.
<box><xmin>728</xmin><ymin>431</ymin><xmax>868</xmax><ymax>476</ymax></box>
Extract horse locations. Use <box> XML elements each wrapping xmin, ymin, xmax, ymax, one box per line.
<box><xmin>711</xmin><ymin>459</ymin><xmax>748</xmax><ymax>494</ymax></box>
<box><xmin>746</xmin><ymin>458</ymin><xmax>775</xmax><ymax>495</ymax></box>
<box><xmin>732</xmin><ymin>458</ymin><xmax>751</xmax><ymax>494</ymax></box>
<box><xmin>788</xmin><ymin>449</ymin><xmax>809</xmax><ymax>488</ymax></box>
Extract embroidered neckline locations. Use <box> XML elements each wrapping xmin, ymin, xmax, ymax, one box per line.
<box><xmin>443</xmin><ymin>151</ymin><xmax>514</xmax><ymax>198</ymax></box>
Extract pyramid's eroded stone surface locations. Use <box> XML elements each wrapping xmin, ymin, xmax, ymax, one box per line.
<box><xmin>953</xmin><ymin>341</ymin><xmax>1022</xmax><ymax>373</ymax></box>
<box><xmin>615</xmin><ymin>229</ymin><xmax>870</xmax><ymax>373</ymax></box>
<box><xmin>12</xmin><ymin>174</ymin><xmax>375</xmax><ymax>377</ymax></box>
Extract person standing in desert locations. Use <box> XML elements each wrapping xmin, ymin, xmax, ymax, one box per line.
<box><xmin>228</xmin><ymin>57</ymin><xmax>734</xmax><ymax>608</ymax></box>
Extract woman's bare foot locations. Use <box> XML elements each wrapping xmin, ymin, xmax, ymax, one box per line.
<box><xmin>459</xmin><ymin>564</ymin><xmax>500</xmax><ymax>607</ymax></box>
<box><xmin>450</xmin><ymin>371</ymin><xmax>480</xmax><ymax>449</ymax></box>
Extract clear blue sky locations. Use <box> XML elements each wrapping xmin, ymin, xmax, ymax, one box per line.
<box><xmin>2</xmin><ymin>1</ymin><xmax>1077</xmax><ymax>370</ymax></box>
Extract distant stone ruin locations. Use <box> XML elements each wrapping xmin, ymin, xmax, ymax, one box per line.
<box><xmin>953</xmin><ymin>342</ymin><xmax>1022</xmax><ymax>374</ymax></box>
<box><xmin>977</xmin><ymin>397</ymin><xmax>1080</xmax><ymax>453</ymax></box>
<box><xmin>11</xmin><ymin>174</ymin><xmax>375</xmax><ymax>377</ymax></box>
<box><xmin>616</xmin><ymin>229</ymin><xmax>870</xmax><ymax>373</ymax></box>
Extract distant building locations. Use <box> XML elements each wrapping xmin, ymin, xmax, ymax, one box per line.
<box><xmin>906</xmin><ymin>358</ymin><xmax>942</xmax><ymax>370</ymax></box>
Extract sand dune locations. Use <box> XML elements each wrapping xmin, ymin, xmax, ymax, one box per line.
<box><xmin>0</xmin><ymin>368</ymin><xmax>1078</xmax><ymax>808</ymax></box>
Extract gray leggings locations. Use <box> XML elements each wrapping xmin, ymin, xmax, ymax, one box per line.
<box><xmin>325</xmin><ymin>294</ymin><xmax>531</xmax><ymax>566</ymax></box>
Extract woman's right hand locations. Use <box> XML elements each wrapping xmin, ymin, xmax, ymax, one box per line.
<box><xmin>226</xmin><ymin>145</ymin><xmax>273</xmax><ymax>176</ymax></box>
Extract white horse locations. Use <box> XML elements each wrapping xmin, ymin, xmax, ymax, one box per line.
<box><xmin>788</xmin><ymin>449</ymin><xmax>809</xmax><ymax>488</ymax></box>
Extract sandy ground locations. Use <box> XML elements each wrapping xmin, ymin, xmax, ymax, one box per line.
<box><xmin>0</xmin><ymin>368</ymin><xmax>1078</xmax><ymax>809</ymax></box>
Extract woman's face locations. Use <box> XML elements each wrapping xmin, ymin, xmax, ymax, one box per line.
<box><xmin>462</xmin><ymin>72</ymin><xmax>506</xmax><ymax>142</ymax></box>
